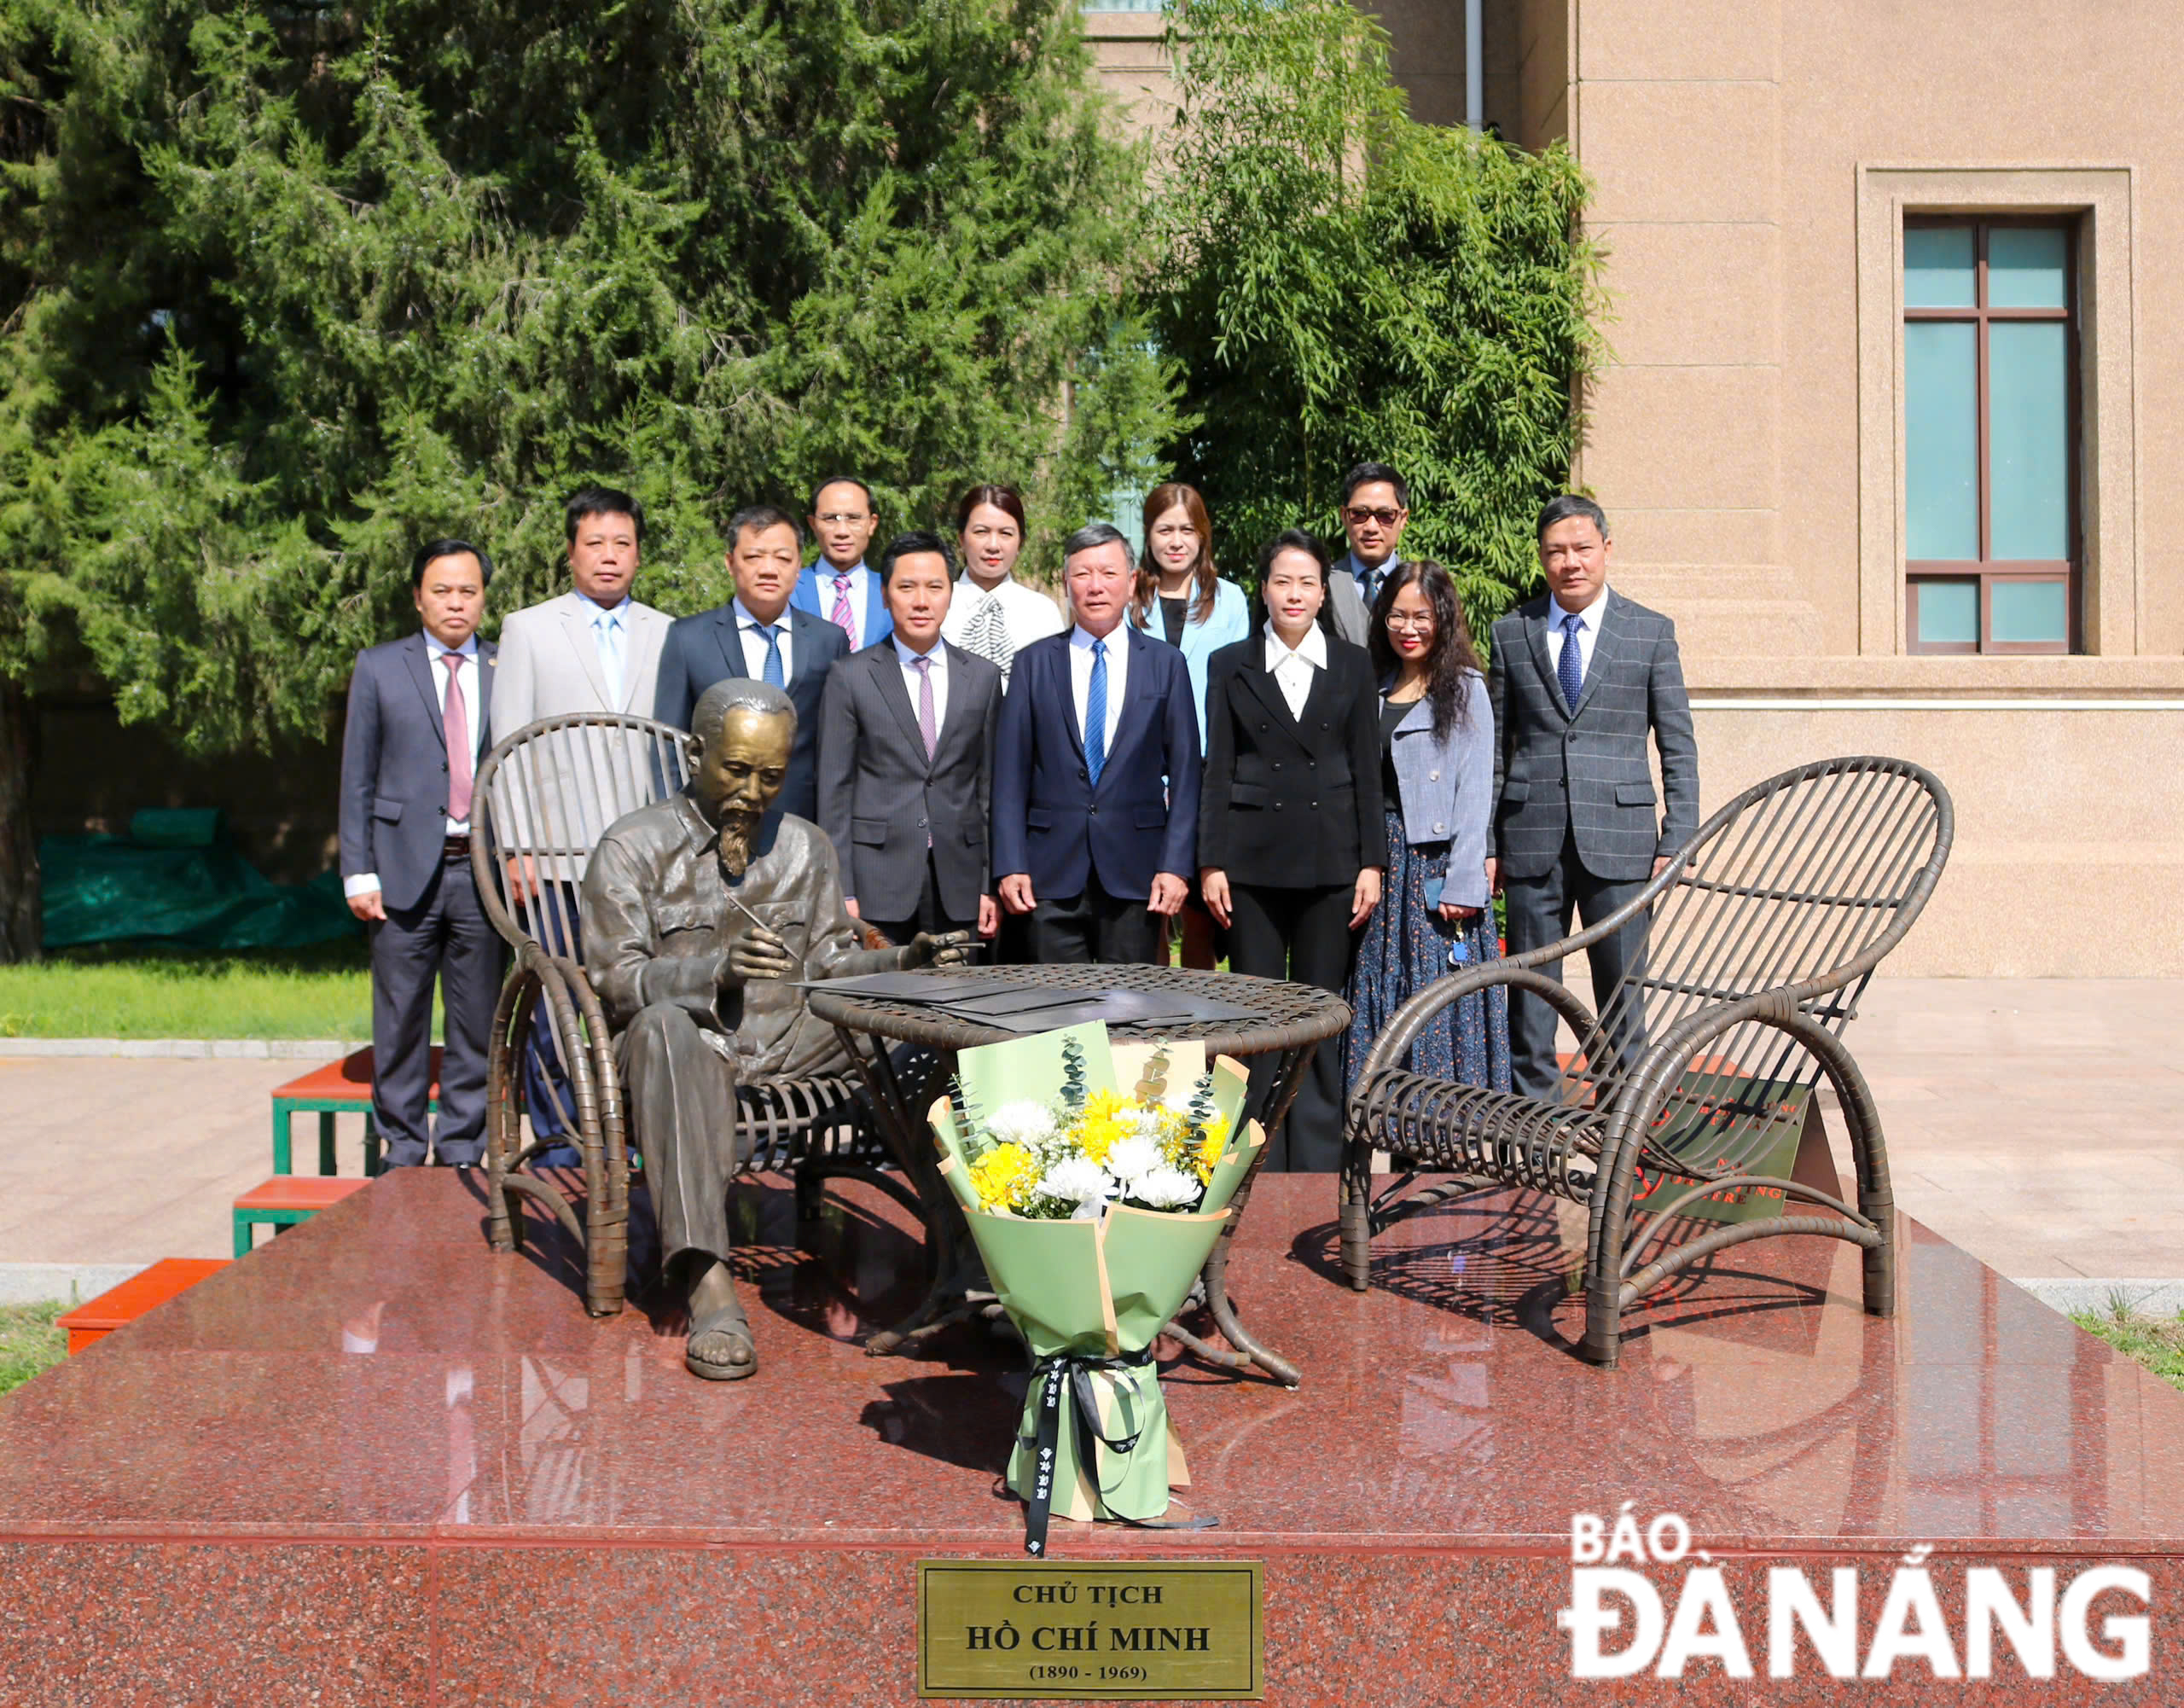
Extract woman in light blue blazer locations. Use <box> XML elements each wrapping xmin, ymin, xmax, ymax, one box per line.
<box><xmin>1343</xmin><ymin>560</ymin><xmax>1512</xmax><ymax>1093</ymax></box>
<box><xmin>1127</xmin><ymin>481</ymin><xmax>1250</xmax><ymax>967</ymax></box>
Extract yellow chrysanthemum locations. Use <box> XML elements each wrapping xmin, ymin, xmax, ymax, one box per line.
<box><xmin>1192</xmin><ymin>1115</ymin><xmax>1231</xmax><ymax>1184</ymax></box>
<box><xmin>970</xmin><ymin>1142</ymin><xmax>1037</xmax><ymax>1211</ymax></box>
<box><xmin>1073</xmin><ymin>1089</ymin><xmax>1132</xmax><ymax>1164</ymax></box>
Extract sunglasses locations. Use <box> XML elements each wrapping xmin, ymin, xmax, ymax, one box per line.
<box><xmin>1345</xmin><ymin>506</ymin><xmax>1403</xmax><ymax>527</ymax></box>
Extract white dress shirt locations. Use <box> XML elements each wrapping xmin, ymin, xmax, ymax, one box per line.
<box><xmin>1263</xmin><ymin>623</ymin><xmax>1327</xmax><ymax>720</ymax></box>
<box><xmin>817</xmin><ymin>560</ymin><xmax>875</xmax><ymax>639</ymax></box>
<box><xmin>1068</xmin><ymin>624</ymin><xmax>1129</xmax><ymax>756</ymax></box>
<box><xmin>894</xmin><ymin>634</ymin><xmax>950</xmax><ymax>735</ymax></box>
<box><xmin>941</xmin><ymin>575</ymin><xmax>1066</xmax><ymax>682</ymax></box>
<box><xmin>732</xmin><ymin>598</ymin><xmax>796</xmax><ymax>683</ymax></box>
<box><xmin>1550</xmin><ymin>583</ymin><xmax>1611</xmax><ymax>681</ymax></box>
<box><xmin>344</xmin><ymin>631</ymin><xmax>479</xmax><ymax>899</ymax></box>
<box><xmin>585</xmin><ymin>594</ymin><xmax>631</xmax><ymax>705</ymax></box>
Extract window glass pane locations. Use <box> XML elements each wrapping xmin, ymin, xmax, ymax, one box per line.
<box><xmin>1989</xmin><ymin>320</ymin><xmax>2070</xmax><ymax>559</ymax></box>
<box><xmin>1988</xmin><ymin>227</ymin><xmax>2069</xmax><ymax>309</ymax></box>
<box><xmin>1991</xmin><ymin>579</ymin><xmax>2069</xmax><ymax>644</ymax></box>
<box><xmin>1904</xmin><ymin>321</ymin><xmax>1979</xmax><ymax>558</ymax></box>
<box><xmin>1904</xmin><ymin>225</ymin><xmax>1977</xmax><ymax>307</ymax></box>
<box><xmin>1914</xmin><ymin>579</ymin><xmax>1979</xmax><ymax>645</ymax></box>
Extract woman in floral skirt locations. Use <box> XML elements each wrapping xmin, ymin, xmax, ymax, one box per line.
<box><xmin>1343</xmin><ymin>560</ymin><xmax>1512</xmax><ymax>1092</ymax></box>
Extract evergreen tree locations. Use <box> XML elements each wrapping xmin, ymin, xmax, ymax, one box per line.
<box><xmin>0</xmin><ymin>0</ymin><xmax>1177</xmax><ymax>959</ymax></box>
<box><xmin>1147</xmin><ymin>0</ymin><xmax>1603</xmax><ymax>633</ymax></box>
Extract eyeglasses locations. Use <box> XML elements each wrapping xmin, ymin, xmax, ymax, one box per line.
<box><xmin>1345</xmin><ymin>506</ymin><xmax>1403</xmax><ymax>527</ymax></box>
<box><xmin>1384</xmin><ymin>612</ymin><xmax>1436</xmax><ymax>633</ymax></box>
<box><xmin>815</xmin><ymin>512</ymin><xmax>871</xmax><ymax>526</ymax></box>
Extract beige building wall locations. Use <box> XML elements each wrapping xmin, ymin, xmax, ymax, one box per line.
<box><xmin>1087</xmin><ymin>2</ymin><xmax>2181</xmax><ymax>973</ymax></box>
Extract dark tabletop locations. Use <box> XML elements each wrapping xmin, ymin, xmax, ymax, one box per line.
<box><xmin>805</xmin><ymin>962</ymin><xmax>1350</xmax><ymax>1058</ymax></box>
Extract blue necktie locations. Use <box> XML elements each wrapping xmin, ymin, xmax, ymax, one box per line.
<box><xmin>757</xmin><ymin>623</ymin><xmax>784</xmax><ymax>688</ymax></box>
<box><xmin>1556</xmin><ymin>611</ymin><xmax>1585</xmax><ymax>713</ymax></box>
<box><xmin>595</xmin><ymin>611</ymin><xmax>625</xmax><ymax>705</ymax></box>
<box><xmin>1083</xmin><ymin>639</ymin><xmax>1108</xmax><ymax>786</ymax></box>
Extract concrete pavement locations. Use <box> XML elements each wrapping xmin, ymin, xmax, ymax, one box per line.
<box><xmin>0</xmin><ymin>979</ymin><xmax>2175</xmax><ymax>1289</ymax></box>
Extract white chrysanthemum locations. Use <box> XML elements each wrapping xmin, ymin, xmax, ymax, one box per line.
<box><xmin>1037</xmin><ymin>1157</ymin><xmax>1114</xmax><ymax>1211</ymax></box>
<box><xmin>1103</xmin><ymin>1134</ymin><xmax>1165</xmax><ymax>1183</ymax></box>
<box><xmin>1131</xmin><ymin>1167</ymin><xmax>1202</xmax><ymax>1210</ymax></box>
<box><xmin>985</xmin><ymin>1101</ymin><xmax>1058</xmax><ymax>1147</ymax></box>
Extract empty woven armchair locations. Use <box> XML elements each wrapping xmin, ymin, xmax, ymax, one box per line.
<box><xmin>468</xmin><ymin>712</ymin><xmax>931</xmax><ymax>1318</ymax></box>
<box><xmin>1344</xmin><ymin>756</ymin><xmax>1953</xmax><ymax>1366</ymax></box>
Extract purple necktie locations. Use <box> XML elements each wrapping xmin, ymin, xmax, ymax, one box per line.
<box><xmin>912</xmin><ymin>654</ymin><xmax>938</xmax><ymax>759</ymax></box>
<box><xmin>441</xmin><ymin>651</ymin><xmax>472</xmax><ymax>822</ymax></box>
<box><xmin>830</xmin><ymin>573</ymin><xmax>857</xmax><ymax>645</ymax></box>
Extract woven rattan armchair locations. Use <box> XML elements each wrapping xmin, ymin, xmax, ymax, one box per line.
<box><xmin>1345</xmin><ymin>755</ymin><xmax>1954</xmax><ymax>1367</ymax></box>
<box><xmin>468</xmin><ymin>712</ymin><xmax>931</xmax><ymax>1318</ymax></box>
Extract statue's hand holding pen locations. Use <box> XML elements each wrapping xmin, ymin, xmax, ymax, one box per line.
<box><xmin>722</xmin><ymin>921</ymin><xmax>799</xmax><ymax>985</ymax></box>
<box><xmin>905</xmin><ymin>930</ymin><xmax>979</xmax><ymax>968</ymax></box>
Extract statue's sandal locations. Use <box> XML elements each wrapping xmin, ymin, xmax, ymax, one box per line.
<box><xmin>685</xmin><ymin>1305</ymin><xmax>758</xmax><ymax>1381</ymax></box>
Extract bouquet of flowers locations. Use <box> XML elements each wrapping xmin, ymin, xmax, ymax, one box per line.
<box><xmin>928</xmin><ymin>1022</ymin><xmax>1263</xmax><ymax>1556</ymax></box>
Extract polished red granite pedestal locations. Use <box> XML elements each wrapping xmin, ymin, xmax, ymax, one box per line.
<box><xmin>3</xmin><ymin>1168</ymin><xmax>2181</xmax><ymax>1705</ymax></box>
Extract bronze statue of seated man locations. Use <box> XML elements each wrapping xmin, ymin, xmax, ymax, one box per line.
<box><xmin>581</xmin><ymin>678</ymin><xmax>972</xmax><ymax>1380</ymax></box>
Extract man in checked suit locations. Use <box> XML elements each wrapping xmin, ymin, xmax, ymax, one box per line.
<box><xmin>991</xmin><ymin>521</ymin><xmax>1201</xmax><ymax>965</ymax></box>
<box><xmin>1487</xmin><ymin>495</ymin><xmax>1699</xmax><ymax>1101</ymax></box>
<box><xmin>818</xmin><ymin>531</ymin><xmax>1002</xmax><ymax>947</ymax></box>
<box><xmin>339</xmin><ymin>540</ymin><xmax>501</xmax><ymax>1168</ymax></box>
<box><xmin>654</xmin><ymin>503</ymin><xmax>850</xmax><ymax>823</ymax></box>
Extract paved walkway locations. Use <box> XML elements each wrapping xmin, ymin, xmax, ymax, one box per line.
<box><xmin>0</xmin><ymin>979</ymin><xmax>2175</xmax><ymax>1285</ymax></box>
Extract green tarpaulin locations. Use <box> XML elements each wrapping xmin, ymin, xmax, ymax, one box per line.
<box><xmin>39</xmin><ymin>812</ymin><xmax>361</xmax><ymax>950</ymax></box>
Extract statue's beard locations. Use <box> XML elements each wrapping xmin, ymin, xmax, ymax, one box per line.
<box><xmin>715</xmin><ymin>811</ymin><xmax>758</xmax><ymax>879</ymax></box>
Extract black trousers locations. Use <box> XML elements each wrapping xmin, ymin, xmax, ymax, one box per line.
<box><xmin>1502</xmin><ymin>828</ymin><xmax>1653</xmax><ymax>1101</ymax></box>
<box><xmin>1026</xmin><ymin>870</ymin><xmax>1164</xmax><ymax>966</ymax></box>
<box><xmin>1228</xmin><ymin>881</ymin><xmax>1355</xmax><ymax>1171</ymax></box>
<box><xmin>863</xmin><ymin>851</ymin><xmax>976</xmax><ymax>950</ymax></box>
<box><xmin>371</xmin><ymin>855</ymin><xmax>502</xmax><ymax>1167</ymax></box>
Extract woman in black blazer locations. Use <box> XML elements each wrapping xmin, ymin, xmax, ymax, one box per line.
<box><xmin>1198</xmin><ymin>530</ymin><xmax>1385</xmax><ymax>1171</ymax></box>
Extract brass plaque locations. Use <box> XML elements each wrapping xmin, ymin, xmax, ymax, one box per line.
<box><xmin>918</xmin><ymin>1560</ymin><xmax>1264</xmax><ymax>1699</ymax></box>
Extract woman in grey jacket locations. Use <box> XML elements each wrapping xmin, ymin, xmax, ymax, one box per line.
<box><xmin>1343</xmin><ymin>561</ymin><xmax>1513</xmax><ymax>1094</ymax></box>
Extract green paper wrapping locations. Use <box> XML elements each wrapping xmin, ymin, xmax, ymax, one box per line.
<box><xmin>977</xmin><ymin>1202</ymin><xmax>1230</xmax><ymax>1525</ymax></box>
<box><xmin>935</xmin><ymin>1025</ymin><xmax>1242</xmax><ymax>1536</ymax></box>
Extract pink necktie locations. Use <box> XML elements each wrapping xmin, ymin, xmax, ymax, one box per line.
<box><xmin>441</xmin><ymin>652</ymin><xmax>473</xmax><ymax>822</ymax></box>
<box><xmin>830</xmin><ymin>573</ymin><xmax>857</xmax><ymax>645</ymax></box>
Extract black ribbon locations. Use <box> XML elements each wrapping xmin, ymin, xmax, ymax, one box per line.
<box><xmin>1020</xmin><ymin>1347</ymin><xmax>1218</xmax><ymax>1558</ymax></box>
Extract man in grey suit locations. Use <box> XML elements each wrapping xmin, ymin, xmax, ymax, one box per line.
<box><xmin>818</xmin><ymin>531</ymin><xmax>1002</xmax><ymax>947</ymax></box>
<box><xmin>653</xmin><ymin>504</ymin><xmax>850</xmax><ymax>823</ymax></box>
<box><xmin>1326</xmin><ymin>461</ymin><xmax>1410</xmax><ymax>646</ymax></box>
<box><xmin>339</xmin><ymin>540</ymin><xmax>502</xmax><ymax>1168</ymax></box>
<box><xmin>491</xmin><ymin>485</ymin><xmax>671</xmax><ymax>1160</ymax></box>
<box><xmin>1487</xmin><ymin>495</ymin><xmax>1700</xmax><ymax>1100</ymax></box>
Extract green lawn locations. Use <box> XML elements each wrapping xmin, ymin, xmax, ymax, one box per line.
<box><xmin>0</xmin><ymin>941</ymin><xmax>429</xmax><ymax>1041</ymax></box>
<box><xmin>2073</xmin><ymin>1309</ymin><xmax>2184</xmax><ymax>1392</ymax></box>
<box><xmin>0</xmin><ymin>1303</ymin><xmax>67</xmax><ymax>1398</ymax></box>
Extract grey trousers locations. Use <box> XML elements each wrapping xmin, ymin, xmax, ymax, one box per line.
<box><xmin>1503</xmin><ymin>831</ymin><xmax>1653</xmax><ymax>1101</ymax></box>
<box><xmin>616</xmin><ymin>1003</ymin><xmax>746</xmax><ymax>1274</ymax></box>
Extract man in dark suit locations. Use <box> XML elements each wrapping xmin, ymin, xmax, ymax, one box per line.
<box><xmin>818</xmin><ymin>531</ymin><xmax>1002</xmax><ymax>946</ymax></box>
<box><xmin>992</xmin><ymin>521</ymin><xmax>1201</xmax><ymax>965</ymax></box>
<box><xmin>1487</xmin><ymin>495</ymin><xmax>1700</xmax><ymax>1100</ymax></box>
<box><xmin>654</xmin><ymin>503</ymin><xmax>850</xmax><ymax>823</ymax></box>
<box><xmin>339</xmin><ymin>539</ymin><xmax>502</xmax><ymax>1168</ymax></box>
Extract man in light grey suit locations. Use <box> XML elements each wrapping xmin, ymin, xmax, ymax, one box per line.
<box><xmin>817</xmin><ymin>531</ymin><xmax>1002</xmax><ymax>947</ymax></box>
<box><xmin>490</xmin><ymin>485</ymin><xmax>671</xmax><ymax>1159</ymax></box>
<box><xmin>1326</xmin><ymin>461</ymin><xmax>1410</xmax><ymax>646</ymax></box>
<box><xmin>1487</xmin><ymin>496</ymin><xmax>1699</xmax><ymax>1101</ymax></box>
<box><xmin>339</xmin><ymin>540</ymin><xmax>502</xmax><ymax>1168</ymax></box>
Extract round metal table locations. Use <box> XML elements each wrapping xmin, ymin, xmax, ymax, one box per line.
<box><xmin>808</xmin><ymin>962</ymin><xmax>1350</xmax><ymax>1387</ymax></box>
